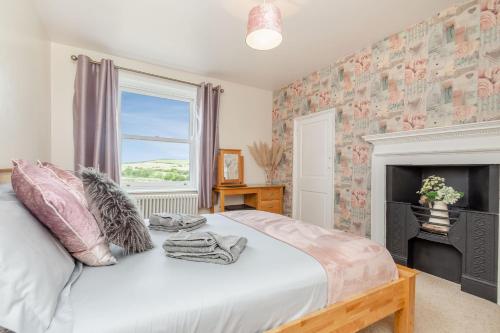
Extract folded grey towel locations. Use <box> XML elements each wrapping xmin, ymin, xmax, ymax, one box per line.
<box><xmin>149</xmin><ymin>213</ymin><xmax>206</xmax><ymax>232</ymax></box>
<box><xmin>163</xmin><ymin>231</ymin><xmax>247</xmax><ymax>265</ymax></box>
<box><xmin>163</xmin><ymin>231</ymin><xmax>217</xmax><ymax>253</ymax></box>
<box><xmin>150</xmin><ymin>224</ymin><xmax>206</xmax><ymax>232</ymax></box>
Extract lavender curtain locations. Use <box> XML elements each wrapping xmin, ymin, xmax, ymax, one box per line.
<box><xmin>73</xmin><ymin>55</ymin><xmax>120</xmax><ymax>182</ymax></box>
<box><xmin>198</xmin><ymin>83</ymin><xmax>220</xmax><ymax>208</ymax></box>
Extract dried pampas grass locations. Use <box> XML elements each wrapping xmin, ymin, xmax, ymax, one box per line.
<box><xmin>248</xmin><ymin>141</ymin><xmax>284</xmax><ymax>184</ymax></box>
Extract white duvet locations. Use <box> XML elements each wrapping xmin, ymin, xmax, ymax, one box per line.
<box><xmin>48</xmin><ymin>213</ymin><xmax>327</xmax><ymax>333</ymax></box>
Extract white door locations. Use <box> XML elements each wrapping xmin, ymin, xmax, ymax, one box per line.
<box><xmin>293</xmin><ymin>110</ymin><xmax>334</xmax><ymax>229</ymax></box>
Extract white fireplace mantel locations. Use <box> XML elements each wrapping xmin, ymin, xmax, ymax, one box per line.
<box><xmin>363</xmin><ymin>120</ymin><xmax>500</xmax><ymax>304</ymax></box>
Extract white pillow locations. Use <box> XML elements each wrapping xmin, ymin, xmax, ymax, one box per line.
<box><xmin>0</xmin><ymin>185</ymin><xmax>75</xmax><ymax>333</ymax></box>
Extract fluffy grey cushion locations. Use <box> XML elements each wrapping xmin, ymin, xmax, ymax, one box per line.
<box><xmin>80</xmin><ymin>168</ymin><xmax>153</xmax><ymax>254</ymax></box>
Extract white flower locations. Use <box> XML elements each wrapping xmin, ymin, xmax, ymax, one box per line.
<box><xmin>436</xmin><ymin>186</ymin><xmax>462</xmax><ymax>205</ymax></box>
<box><xmin>417</xmin><ymin>175</ymin><xmax>445</xmax><ymax>195</ymax></box>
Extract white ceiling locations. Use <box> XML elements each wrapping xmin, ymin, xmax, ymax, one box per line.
<box><xmin>33</xmin><ymin>0</ymin><xmax>457</xmax><ymax>90</ymax></box>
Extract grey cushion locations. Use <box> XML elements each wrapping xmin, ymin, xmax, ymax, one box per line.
<box><xmin>80</xmin><ymin>168</ymin><xmax>153</xmax><ymax>254</ymax></box>
<box><xmin>0</xmin><ymin>185</ymin><xmax>75</xmax><ymax>333</ymax></box>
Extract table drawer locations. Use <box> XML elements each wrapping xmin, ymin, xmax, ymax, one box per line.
<box><xmin>260</xmin><ymin>200</ymin><xmax>282</xmax><ymax>214</ymax></box>
<box><xmin>260</xmin><ymin>188</ymin><xmax>282</xmax><ymax>201</ymax></box>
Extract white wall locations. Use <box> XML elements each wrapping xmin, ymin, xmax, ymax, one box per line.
<box><xmin>50</xmin><ymin>42</ymin><xmax>273</xmax><ymax>190</ymax></box>
<box><xmin>0</xmin><ymin>0</ymin><xmax>51</xmax><ymax>168</ymax></box>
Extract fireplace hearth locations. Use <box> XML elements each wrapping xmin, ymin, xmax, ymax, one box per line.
<box><xmin>386</xmin><ymin>164</ymin><xmax>499</xmax><ymax>302</ymax></box>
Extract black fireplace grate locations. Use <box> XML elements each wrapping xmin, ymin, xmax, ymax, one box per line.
<box><xmin>386</xmin><ymin>200</ymin><xmax>498</xmax><ymax>302</ymax></box>
<box><xmin>385</xmin><ymin>164</ymin><xmax>499</xmax><ymax>302</ymax></box>
<box><xmin>410</xmin><ymin>205</ymin><xmax>460</xmax><ymax>235</ymax></box>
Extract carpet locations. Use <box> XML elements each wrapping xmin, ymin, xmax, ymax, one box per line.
<box><xmin>361</xmin><ymin>271</ymin><xmax>500</xmax><ymax>333</ymax></box>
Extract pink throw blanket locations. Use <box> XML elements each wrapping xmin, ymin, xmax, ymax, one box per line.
<box><xmin>220</xmin><ymin>210</ymin><xmax>398</xmax><ymax>304</ymax></box>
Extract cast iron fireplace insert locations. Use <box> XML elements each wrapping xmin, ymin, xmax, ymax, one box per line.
<box><xmin>386</xmin><ymin>164</ymin><xmax>499</xmax><ymax>302</ymax></box>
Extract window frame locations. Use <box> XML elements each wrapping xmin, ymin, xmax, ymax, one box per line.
<box><xmin>118</xmin><ymin>72</ymin><xmax>199</xmax><ymax>192</ymax></box>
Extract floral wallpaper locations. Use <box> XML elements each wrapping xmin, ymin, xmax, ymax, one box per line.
<box><xmin>272</xmin><ymin>0</ymin><xmax>500</xmax><ymax>236</ymax></box>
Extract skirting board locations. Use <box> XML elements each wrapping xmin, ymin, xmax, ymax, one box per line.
<box><xmin>462</xmin><ymin>274</ymin><xmax>498</xmax><ymax>303</ymax></box>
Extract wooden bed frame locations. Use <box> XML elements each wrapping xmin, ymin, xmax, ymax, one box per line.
<box><xmin>0</xmin><ymin>168</ymin><xmax>11</xmax><ymax>185</ymax></box>
<box><xmin>0</xmin><ymin>168</ymin><xmax>416</xmax><ymax>333</ymax></box>
<box><xmin>269</xmin><ymin>265</ymin><xmax>416</xmax><ymax>333</ymax></box>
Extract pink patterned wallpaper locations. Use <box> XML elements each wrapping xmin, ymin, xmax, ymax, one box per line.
<box><xmin>272</xmin><ymin>0</ymin><xmax>500</xmax><ymax>236</ymax></box>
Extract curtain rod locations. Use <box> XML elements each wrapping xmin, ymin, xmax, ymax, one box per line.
<box><xmin>70</xmin><ymin>55</ymin><xmax>224</xmax><ymax>93</ymax></box>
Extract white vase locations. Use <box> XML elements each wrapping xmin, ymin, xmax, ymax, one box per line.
<box><xmin>429</xmin><ymin>201</ymin><xmax>449</xmax><ymax>225</ymax></box>
<box><xmin>422</xmin><ymin>201</ymin><xmax>450</xmax><ymax>234</ymax></box>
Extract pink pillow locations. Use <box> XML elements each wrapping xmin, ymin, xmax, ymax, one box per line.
<box><xmin>37</xmin><ymin>161</ymin><xmax>87</xmax><ymax>207</ymax></box>
<box><xmin>11</xmin><ymin>160</ymin><xmax>116</xmax><ymax>266</ymax></box>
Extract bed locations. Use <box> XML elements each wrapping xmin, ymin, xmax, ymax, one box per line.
<box><xmin>0</xmin><ymin>168</ymin><xmax>416</xmax><ymax>333</ymax></box>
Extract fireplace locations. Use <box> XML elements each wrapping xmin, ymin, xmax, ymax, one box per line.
<box><xmin>363</xmin><ymin>120</ymin><xmax>500</xmax><ymax>305</ymax></box>
<box><xmin>386</xmin><ymin>164</ymin><xmax>498</xmax><ymax>302</ymax></box>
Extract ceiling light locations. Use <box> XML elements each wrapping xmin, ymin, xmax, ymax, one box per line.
<box><xmin>246</xmin><ymin>2</ymin><xmax>283</xmax><ymax>51</ymax></box>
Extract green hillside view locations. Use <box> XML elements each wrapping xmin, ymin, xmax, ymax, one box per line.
<box><xmin>122</xmin><ymin>159</ymin><xmax>189</xmax><ymax>182</ymax></box>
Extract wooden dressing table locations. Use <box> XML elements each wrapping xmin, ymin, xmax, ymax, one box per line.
<box><xmin>211</xmin><ymin>184</ymin><xmax>284</xmax><ymax>214</ymax></box>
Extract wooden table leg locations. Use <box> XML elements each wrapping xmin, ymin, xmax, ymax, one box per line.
<box><xmin>220</xmin><ymin>192</ymin><xmax>225</xmax><ymax>212</ymax></box>
<box><xmin>210</xmin><ymin>190</ymin><xmax>216</xmax><ymax>213</ymax></box>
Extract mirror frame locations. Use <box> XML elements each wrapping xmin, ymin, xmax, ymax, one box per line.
<box><xmin>217</xmin><ymin>149</ymin><xmax>244</xmax><ymax>187</ymax></box>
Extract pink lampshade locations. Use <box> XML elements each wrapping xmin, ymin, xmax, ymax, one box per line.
<box><xmin>246</xmin><ymin>3</ymin><xmax>283</xmax><ymax>51</ymax></box>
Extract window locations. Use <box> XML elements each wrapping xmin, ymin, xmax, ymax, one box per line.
<box><xmin>119</xmin><ymin>74</ymin><xmax>198</xmax><ymax>191</ymax></box>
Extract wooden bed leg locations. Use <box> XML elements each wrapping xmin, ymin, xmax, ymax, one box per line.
<box><xmin>394</xmin><ymin>271</ymin><xmax>416</xmax><ymax>333</ymax></box>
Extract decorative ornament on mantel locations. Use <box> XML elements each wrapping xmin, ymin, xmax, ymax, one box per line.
<box><xmin>246</xmin><ymin>1</ymin><xmax>283</xmax><ymax>50</ymax></box>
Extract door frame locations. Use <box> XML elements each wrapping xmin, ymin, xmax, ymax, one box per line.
<box><xmin>292</xmin><ymin>108</ymin><xmax>335</xmax><ymax>228</ymax></box>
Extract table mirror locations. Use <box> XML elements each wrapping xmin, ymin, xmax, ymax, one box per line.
<box><xmin>217</xmin><ymin>149</ymin><xmax>244</xmax><ymax>186</ymax></box>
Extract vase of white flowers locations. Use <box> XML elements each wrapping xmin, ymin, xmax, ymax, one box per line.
<box><xmin>417</xmin><ymin>175</ymin><xmax>464</xmax><ymax>231</ymax></box>
<box><xmin>429</xmin><ymin>201</ymin><xmax>449</xmax><ymax>225</ymax></box>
